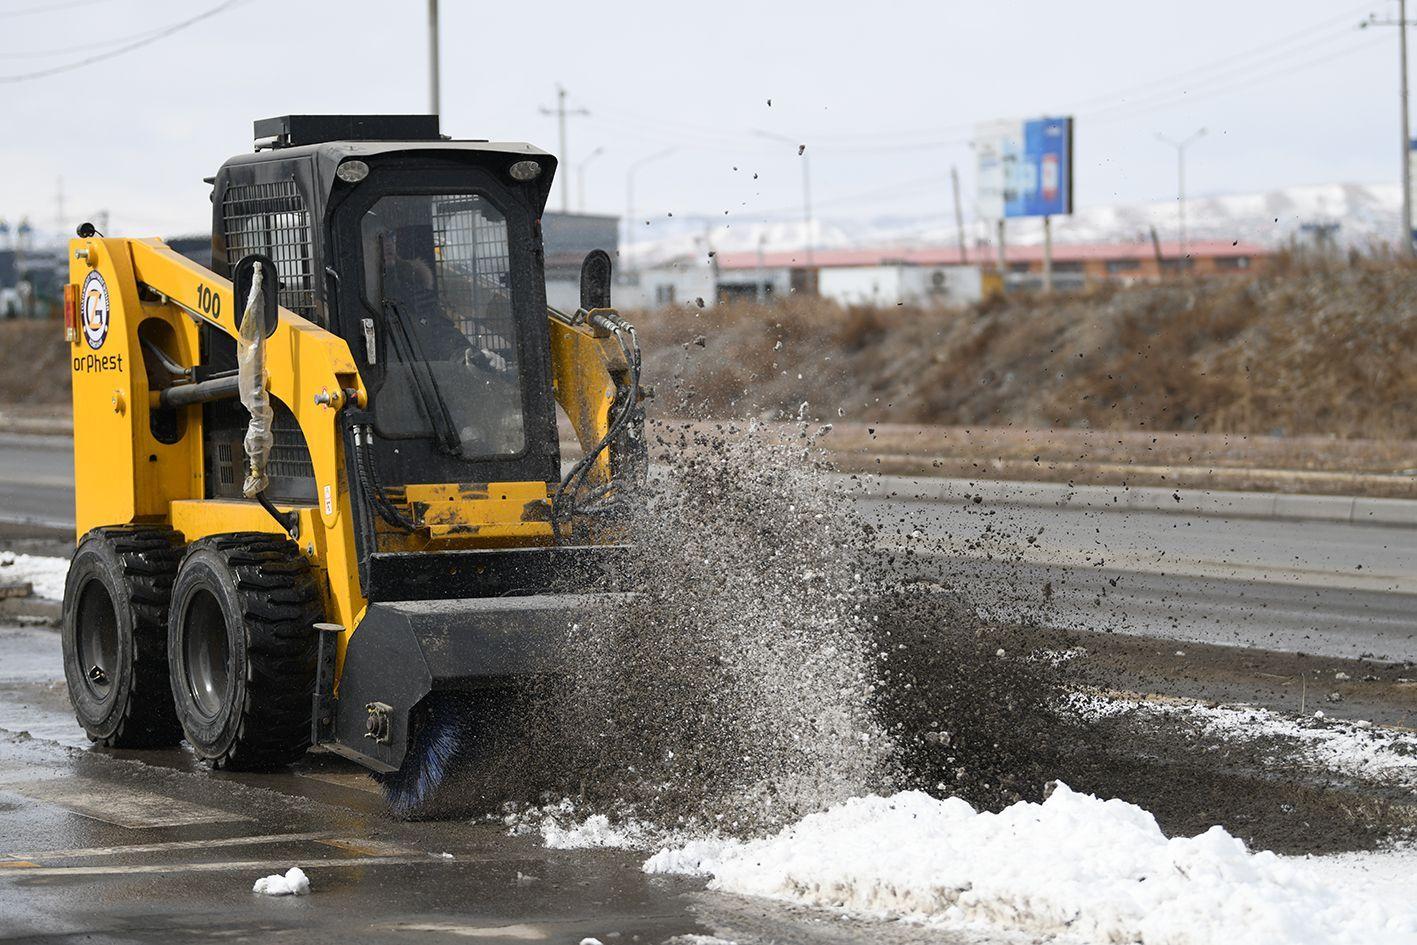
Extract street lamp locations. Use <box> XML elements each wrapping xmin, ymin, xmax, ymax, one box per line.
<box><xmin>577</xmin><ymin>147</ymin><xmax>605</xmax><ymax>213</ymax></box>
<box><xmin>427</xmin><ymin>0</ymin><xmax>439</xmax><ymax>115</ymax></box>
<box><xmin>752</xmin><ymin>129</ymin><xmax>815</xmax><ymax>279</ymax></box>
<box><xmin>1157</xmin><ymin>127</ymin><xmax>1206</xmax><ymax>262</ymax></box>
<box><xmin>624</xmin><ymin>147</ymin><xmax>676</xmax><ymax>274</ymax></box>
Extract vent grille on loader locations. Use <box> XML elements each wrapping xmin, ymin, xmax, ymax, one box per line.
<box><xmin>221</xmin><ymin>180</ymin><xmax>317</xmax><ymax>321</ymax></box>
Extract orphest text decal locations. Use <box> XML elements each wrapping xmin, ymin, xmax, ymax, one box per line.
<box><xmin>73</xmin><ymin>352</ymin><xmax>124</xmax><ymax>374</ymax></box>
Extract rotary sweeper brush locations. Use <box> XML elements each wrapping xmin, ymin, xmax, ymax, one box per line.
<box><xmin>58</xmin><ymin>115</ymin><xmax>645</xmax><ymax>817</ymax></box>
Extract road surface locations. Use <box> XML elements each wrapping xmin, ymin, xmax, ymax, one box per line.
<box><xmin>4</xmin><ymin>432</ymin><xmax>1414</xmax><ymax>661</ymax></box>
<box><xmin>2</xmin><ymin>434</ymin><xmax>1414</xmax><ymax>943</ymax></box>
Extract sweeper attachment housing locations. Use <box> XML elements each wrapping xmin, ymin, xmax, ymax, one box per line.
<box><xmin>59</xmin><ymin>115</ymin><xmax>644</xmax><ymax>816</ymax></box>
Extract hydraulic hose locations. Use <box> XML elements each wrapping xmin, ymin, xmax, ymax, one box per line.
<box><xmin>551</xmin><ymin>315</ymin><xmax>642</xmax><ymax>543</ymax></box>
<box><xmin>353</xmin><ymin>424</ymin><xmax>421</xmax><ymax>533</ymax></box>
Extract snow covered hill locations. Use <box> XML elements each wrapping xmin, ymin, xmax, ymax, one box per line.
<box><xmin>628</xmin><ymin>182</ymin><xmax>1401</xmax><ymax>266</ymax></box>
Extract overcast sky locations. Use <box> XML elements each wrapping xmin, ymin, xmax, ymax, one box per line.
<box><xmin>0</xmin><ymin>0</ymin><xmax>1400</xmax><ymax>243</ymax></box>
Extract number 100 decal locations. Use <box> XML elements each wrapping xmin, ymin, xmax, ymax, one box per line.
<box><xmin>195</xmin><ymin>284</ymin><xmax>222</xmax><ymax>319</ymax></box>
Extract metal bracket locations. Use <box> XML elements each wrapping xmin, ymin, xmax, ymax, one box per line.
<box><xmin>364</xmin><ymin>701</ymin><xmax>394</xmax><ymax>745</ymax></box>
<box><xmin>310</xmin><ymin>622</ymin><xmax>343</xmax><ymax>745</ymax></box>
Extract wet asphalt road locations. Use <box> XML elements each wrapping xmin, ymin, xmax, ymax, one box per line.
<box><xmin>4</xmin><ymin>432</ymin><xmax>1416</xmax><ymax>660</ymax></box>
<box><xmin>1</xmin><ymin>434</ymin><xmax>1414</xmax><ymax>942</ymax></box>
<box><xmin>0</xmin><ymin>625</ymin><xmax>999</xmax><ymax>945</ymax></box>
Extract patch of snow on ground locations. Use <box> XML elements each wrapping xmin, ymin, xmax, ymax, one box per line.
<box><xmin>1076</xmin><ymin>693</ymin><xmax>1417</xmax><ymax>789</ymax></box>
<box><xmin>541</xmin><ymin>813</ymin><xmax>650</xmax><ymax>850</ymax></box>
<box><xmin>252</xmin><ymin>866</ymin><xmax>310</xmax><ymax>896</ymax></box>
<box><xmin>505</xmin><ymin>799</ymin><xmax>657</xmax><ymax>851</ymax></box>
<box><xmin>644</xmin><ymin>783</ymin><xmax>1417</xmax><ymax>944</ymax></box>
<box><xmin>0</xmin><ymin>552</ymin><xmax>67</xmax><ymax>601</ymax></box>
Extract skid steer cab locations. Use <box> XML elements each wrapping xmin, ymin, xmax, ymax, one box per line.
<box><xmin>60</xmin><ymin>115</ymin><xmax>644</xmax><ymax>816</ymax></box>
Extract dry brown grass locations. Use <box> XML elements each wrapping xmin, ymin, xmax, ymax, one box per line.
<box><xmin>0</xmin><ymin>320</ymin><xmax>71</xmax><ymax>405</ymax></box>
<box><xmin>6</xmin><ymin>253</ymin><xmax>1417</xmax><ymax>439</ymax></box>
<box><xmin>633</xmin><ymin>253</ymin><xmax>1417</xmax><ymax>439</ymax></box>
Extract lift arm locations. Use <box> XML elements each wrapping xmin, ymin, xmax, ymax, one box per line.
<box><xmin>547</xmin><ymin>309</ymin><xmax>642</xmax><ymax>488</ymax></box>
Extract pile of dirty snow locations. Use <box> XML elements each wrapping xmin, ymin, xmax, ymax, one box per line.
<box><xmin>0</xmin><ymin>551</ymin><xmax>67</xmax><ymax>601</ymax></box>
<box><xmin>644</xmin><ymin>783</ymin><xmax>1417</xmax><ymax>944</ymax></box>
<box><xmin>1076</xmin><ymin>693</ymin><xmax>1417</xmax><ymax>790</ymax></box>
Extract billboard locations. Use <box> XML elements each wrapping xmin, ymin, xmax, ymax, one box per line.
<box><xmin>976</xmin><ymin>116</ymin><xmax>1074</xmax><ymax>220</ymax></box>
<box><xmin>1410</xmin><ymin>138</ymin><xmax>1417</xmax><ymax>243</ymax></box>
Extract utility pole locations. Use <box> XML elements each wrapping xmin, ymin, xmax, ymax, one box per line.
<box><xmin>1368</xmin><ymin>6</ymin><xmax>1417</xmax><ymax>253</ymax></box>
<box><xmin>540</xmin><ymin>85</ymin><xmax>590</xmax><ymax>214</ymax></box>
<box><xmin>1157</xmin><ymin>127</ymin><xmax>1206</xmax><ymax>263</ymax></box>
<box><xmin>427</xmin><ymin>0</ymin><xmax>440</xmax><ymax>115</ymax></box>
<box><xmin>752</xmin><ymin>130</ymin><xmax>815</xmax><ymax>291</ymax></box>
<box><xmin>625</xmin><ymin>148</ymin><xmax>676</xmax><ymax>276</ymax></box>
<box><xmin>1405</xmin><ymin>0</ymin><xmax>1412</xmax><ymax>254</ymax></box>
<box><xmin>577</xmin><ymin>147</ymin><xmax>605</xmax><ymax>213</ymax></box>
<box><xmin>1042</xmin><ymin>215</ymin><xmax>1053</xmax><ymax>293</ymax></box>
<box><xmin>950</xmin><ymin>165</ymin><xmax>968</xmax><ymax>264</ymax></box>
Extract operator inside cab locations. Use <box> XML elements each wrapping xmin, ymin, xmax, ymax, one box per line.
<box><xmin>361</xmin><ymin>194</ymin><xmax>526</xmax><ymax>459</ymax></box>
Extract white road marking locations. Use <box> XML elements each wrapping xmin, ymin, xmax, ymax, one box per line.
<box><xmin>0</xmin><ymin>774</ymin><xmax>248</xmax><ymax>828</ymax></box>
<box><xmin>297</xmin><ymin>770</ymin><xmax>383</xmax><ymax>794</ymax></box>
<box><xmin>5</xmin><ymin>831</ymin><xmax>342</xmax><ymax>861</ymax></box>
<box><xmin>0</xmin><ymin>855</ymin><xmax>441</xmax><ymax>878</ymax></box>
<box><xmin>386</xmin><ymin>923</ymin><xmax>548</xmax><ymax>940</ymax></box>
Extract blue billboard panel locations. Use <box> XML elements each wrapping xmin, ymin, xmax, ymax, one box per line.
<box><xmin>1009</xmin><ymin>117</ymin><xmax>1073</xmax><ymax>218</ymax></box>
<box><xmin>976</xmin><ymin>116</ymin><xmax>1074</xmax><ymax>220</ymax></box>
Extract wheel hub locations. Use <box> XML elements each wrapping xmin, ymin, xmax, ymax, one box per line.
<box><xmin>75</xmin><ymin>578</ymin><xmax>119</xmax><ymax>703</ymax></box>
<box><xmin>181</xmin><ymin>589</ymin><xmax>231</xmax><ymax>720</ymax></box>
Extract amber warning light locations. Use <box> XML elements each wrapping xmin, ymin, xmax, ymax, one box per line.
<box><xmin>63</xmin><ymin>283</ymin><xmax>77</xmax><ymax>342</ymax></box>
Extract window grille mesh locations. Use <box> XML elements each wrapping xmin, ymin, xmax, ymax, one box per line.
<box><xmin>221</xmin><ymin>180</ymin><xmax>317</xmax><ymax>321</ymax></box>
<box><xmin>431</xmin><ymin>195</ymin><xmax>515</xmax><ymax>360</ymax></box>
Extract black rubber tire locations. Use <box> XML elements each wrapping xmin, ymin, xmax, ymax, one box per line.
<box><xmin>61</xmin><ymin>525</ymin><xmax>185</xmax><ymax>748</ymax></box>
<box><xmin>167</xmin><ymin>533</ymin><xmax>322</xmax><ymax>770</ymax></box>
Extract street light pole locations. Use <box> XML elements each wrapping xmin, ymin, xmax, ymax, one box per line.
<box><xmin>1157</xmin><ymin>127</ymin><xmax>1206</xmax><ymax>262</ymax></box>
<box><xmin>427</xmin><ymin>0</ymin><xmax>440</xmax><ymax>115</ymax></box>
<box><xmin>752</xmin><ymin>130</ymin><xmax>815</xmax><ymax>288</ymax></box>
<box><xmin>577</xmin><ymin>147</ymin><xmax>605</xmax><ymax>213</ymax></box>
<box><xmin>540</xmin><ymin>85</ymin><xmax>590</xmax><ymax>214</ymax></box>
<box><xmin>624</xmin><ymin>148</ymin><xmax>676</xmax><ymax>274</ymax></box>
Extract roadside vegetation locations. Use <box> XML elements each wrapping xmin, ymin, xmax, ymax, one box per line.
<box><xmin>636</xmin><ymin>251</ymin><xmax>1417</xmax><ymax>440</ymax></box>
<box><xmin>5</xmin><ymin>251</ymin><xmax>1416</xmax><ymax>443</ymax></box>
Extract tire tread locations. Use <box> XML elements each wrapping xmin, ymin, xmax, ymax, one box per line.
<box><xmin>177</xmin><ymin>532</ymin><xmax>321</xmax><ymax>770</ymax></box>
<box><xmin>75</xmin><ymin>525</ymin><xmax>184</xmax><ymax>748</ymax></box>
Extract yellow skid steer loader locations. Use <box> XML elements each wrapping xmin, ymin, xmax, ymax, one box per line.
<box><xmin>60</xmin><ymin>115</ymin><xmax>643</xmax><ymax>815</ymax></box>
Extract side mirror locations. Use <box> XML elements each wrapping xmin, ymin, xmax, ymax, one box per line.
<box><xmin>232</xmin><ymin>253</ymin><xmax>280</xmax><ymax>338</ymax></box>
<box><xmin>579</xmin><ymin>249</ymin><xmax>613</xmax><ymax>311</ymax></box>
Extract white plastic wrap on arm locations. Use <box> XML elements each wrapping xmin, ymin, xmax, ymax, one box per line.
<box><xmin>237</xmin><ymin>263</ymin><xmax>274</xmax><ymax>498</ymax></box>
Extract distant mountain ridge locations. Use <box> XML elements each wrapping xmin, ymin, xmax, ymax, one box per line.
<box><xmin>628</xmin><ymin>182</ymin><xmax>1401</xmax><ymax>266</ymax></box>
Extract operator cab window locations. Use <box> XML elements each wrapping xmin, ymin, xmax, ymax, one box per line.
<box><xmin>361</xmin><ymin>194</ymin><xmax>526</xmax><ymax>458</ymax></box>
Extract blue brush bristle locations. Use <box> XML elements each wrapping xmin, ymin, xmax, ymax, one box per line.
<box><xmin>374</xmin><ymin>704</ymin><xmax>463</xmax><ymax>818</ymax></box>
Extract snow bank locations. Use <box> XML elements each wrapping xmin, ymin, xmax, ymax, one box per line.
<box><xmin>0</xmin><ymin>551</ymin><xmax>67</xmax><ymax>602</ymax></box>
<box><xmin>644</xmin><ymin>784</ymin><xmax>1417</xmax><ymax>944</ymax></box>
<box><xmin>252</xmin><ymin>866</ymin><xmax>310</xmax><ymax>896</ymax></box>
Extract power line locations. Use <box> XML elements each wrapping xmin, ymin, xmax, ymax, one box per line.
<box><xmin>0</xmin><ymin>0</ymin><xmax>248</xmax><ymax>82</ymax></box>
<box><xmin>0</xmin><ymin>0</ymin><xmax>116</xmax><ymax>19</ymax></box>
<box><xmin>1062</xmin><ymin>0</ymin><xmax>1376</xmax><ymax>114</ymax></box>
<box><xmin>579</xmin><ymin>3</ymin><xmax>1381</xmax><ymax>159</ymax></box>
<box><xmin>0</xmin><ymin>21</ymin><xmax>172</xmax><ymax>59</ymax></box>
<box><xmin>1087</xmin><ymin>33</ymin><xmax>1387</xmax><ymax>125</ymax></box>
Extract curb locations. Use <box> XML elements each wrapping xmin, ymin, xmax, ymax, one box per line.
<box><xmin>0</xmin><ymin>597</ymin><xmax>60</xmax><ymax>628</ymax></box>
<box><xmin>848</xmin><ymin>475</ymin><xmax>1417</xmax><ymax>528</ymax></box>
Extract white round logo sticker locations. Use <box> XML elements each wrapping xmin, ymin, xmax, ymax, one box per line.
<box><xmin>81</xmin><ymin>271</ymin><xmax>110</xmax><ymax>350</ymax></box>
